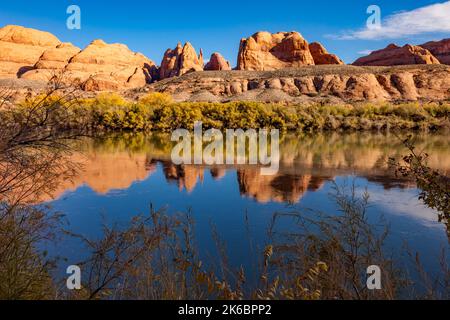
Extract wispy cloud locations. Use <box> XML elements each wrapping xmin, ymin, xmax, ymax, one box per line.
<box><xmin>335</xmin><ymin>1</ymin><xmax>450</xmax><ymax>40</ymax></box>
<box><xmin>357</xmin><ymin>50</ymin><xmax>373</xmax><ymax>55</ymax></box>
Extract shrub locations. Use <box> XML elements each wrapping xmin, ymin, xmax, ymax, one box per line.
<box><xmin>7</xmin><ymin>94</ymin><xmax>449</xmax><ymax>133</ymax></box>
<box><xmin>138</xmin><ymin>92</ymin><xmax>173</xmax><ymax>107</ymax></box>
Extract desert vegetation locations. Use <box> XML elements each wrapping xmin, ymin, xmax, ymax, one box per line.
<box><xmin>4</xmin><ymin>91</ymin><xmax>449</xmax><ymax>133</ymax></box>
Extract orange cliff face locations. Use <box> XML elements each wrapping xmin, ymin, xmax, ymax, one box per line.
<box><xmin>0</xmin><ymin>25</ymin><xmax>61</xmax><ymax>78</ymax></box>
<box><xmin>2</xmin><ymin>24</ymin><xmax>450</xmax><ymax>101</ymax></box>
<box><xmin>20</xmin><ymin>42</ymin><xmax>81</xmax><ymax>81</ymax></box>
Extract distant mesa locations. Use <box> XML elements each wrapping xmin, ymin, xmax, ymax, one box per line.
<box><xmin>205</xmin><ymin>52</ymin><xmax>231</xmax><ymax>71</ymax></box>
<box><xmin>353</xmin><ymin>43</ymin><xmax>441</xmax><ymax>66</ymax></box>
<box><xmin>420</xmin><ymin>38</ymin><xmax>450</xmax><ymax>65</ymax></box>
<box><xmin>159</xmin><ymin>42</ymin><xmax>204</xmax><ymax>79</ymax></box>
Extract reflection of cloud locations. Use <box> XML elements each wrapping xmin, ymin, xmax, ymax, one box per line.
<box><xmin>335</xmin><ymin>1</ymin><xmax>450</xmax><ymax>40</ymax></box>
<box><xmin>359</xmin><ymin>186</ymin><xmax>441</xmax><ymax>227</ymax></box>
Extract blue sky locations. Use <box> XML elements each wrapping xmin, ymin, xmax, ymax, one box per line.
<box><xmin>1</xmin><ymin>0</ymin><xmax>449</xmax><ymax>65</ymax></box>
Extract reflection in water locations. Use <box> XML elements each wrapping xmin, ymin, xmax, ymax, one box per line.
<box><xmin>45</xmin><ymin>131</ymin><xmax>450</xmax><ymax>204</ymax></box>
<box><xmin>44</xmin><ymin>131</ymin><xmax>449</xmax><ymax>290</ymax></box>
<box><xmin>238</xmin><ymin>170</ymin><xmax>325</xmax><ymax>203</ymax></box>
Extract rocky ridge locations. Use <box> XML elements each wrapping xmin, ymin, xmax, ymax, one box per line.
<box><xmin>145</xmin><ymin>65</ymin><xmax>450</xmax><ymax>103</ymax></box>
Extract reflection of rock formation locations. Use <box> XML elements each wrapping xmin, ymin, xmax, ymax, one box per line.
<box><xmin>75</xmin><ymin>153</ymin><xmax>154</xmax><ymax>194</ymax></box>
<box><xmin>40</xmin><ymin>132</ymin><xmax>450</xmax><ymax>205</ymax></box>
<box><xmin>45</xmin><ymin>152</ymin><xmax>155</xmax><ymax>201</ymax></box>
<box><xmin>157</xmin><ymin>161</ymin><xmax>329</xmax><ymax>203</ymax></box>
<box><xmin>237</xmin><ymin>169</ymin><xmax>329</xmax><ymax>203</ymax></box>
<box><xmin>161</xmin><ymin>161</ymin><xmax>205</xmax><ymax>193</ymax></box>
<box><xmin>210</xmin><ymin>168</ymin><xmax>226</xmax><ymax>180</ymax></box>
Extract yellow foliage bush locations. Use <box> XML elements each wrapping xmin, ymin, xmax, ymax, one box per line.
<box><xmin>138</xmin><ymin>92</ymin><xmax>173</xmax><ymax>107</ymax></box>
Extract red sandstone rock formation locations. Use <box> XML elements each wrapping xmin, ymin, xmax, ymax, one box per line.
<box><xmin>159</xmin><ymin>42</ymin><xmax>204</xmax><ymax>79</ymax></box>
<box><xmin>353</xmin><ymin>44</ymin><xmax>440</xmax><ymax>66</ymax></box>
<box><xmin>21</xmin><ymin>42</ymin><xmax>81</xmax><ymax>81</ymax></box>
<box><xmin>237</xmin><ymin>31</ymin><xmax>315</xmax><ymax>71</ymax></box>
<box><xmin>309</xmin><ymin>42</ymin><xmax>344</xmax><ymax>65</ymax></box>
<box><xmin>0</xmin><ymin>25</ymin><xmax>157</xmax><ymax>90</ymax></box>
<box><xmin>205</xmin><ymin>52</ymin><xmax>231</xmax><ymax>71</ymax></box>
<box><xmin>0</xmin><ymin>25</ymin><xmax>61</xmax><ymax>78</ymax></box>
<box><xmin>63</xmin><ymin>39</ymin><xmax>157</xmax><ymax>91</ymax></box>
<box><xmin>149</xmin><ymin>65</ymin><xmax>450</xmax><ymax>102</ymax></box>
<box><xmin>420</xmin><ymin>39</ymin><xmax>450</xmax><ymax>65</ymax></box>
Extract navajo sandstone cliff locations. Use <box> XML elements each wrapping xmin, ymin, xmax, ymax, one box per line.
<box><xmin>0</xmin><ymin>25</ymin><xmax>157</xmax><ymax>90</ymax></box>
<box><xmin>1</xmin><ymin>25</ymin><xmax>450</xmax><ymax>103</ymax></box>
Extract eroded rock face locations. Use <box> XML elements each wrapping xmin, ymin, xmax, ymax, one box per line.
<box><xmin>237</xmin><ymin>31</ymin><xmax>315</xmax><ymax>71</ymax></box>
<box><xmin>21</xmin><ymin>43</ymin><xmax>81</xmax><ymax>81</ymax></box>
<box><xmin>0</xmin><ymin>25</ymin><xmax>61</xmax><ymax>78</ymax></box>
<box><xmin>353</xmin><ymin>44</ymin><xmax>440</xmax><ymax>66</ymax></box>
<box><xmin>64</xmin><ymin>39</ymin><xmax>157</xmax><ymax>90</ymax></box>
<box><xmin>205</xmin><ymin>52</ymin><xmax>231</xmax><ymax>71</ymax></box>
<box><xmin>0</xmin><ymin>25</ymin><xmax>157</xmax><ymax>90</ymax></box>
<box><xmin>148</xmin><ymin>65</ymin><xmax>450</xmax><ymax>103</ymax></box>
<box><xmin>421</xmin><ymin>39</ymin><xmax>450</xmax><ymax>65</ymax></box>
<box><xmin>159</xmin><ymin>42</ymin><xmax>204</xmax><ymax>79</ymax></box>
<box><xmin>309</xmin><ymin>42</ymin><xmax>343</xmax><ymax>65</ymax></box>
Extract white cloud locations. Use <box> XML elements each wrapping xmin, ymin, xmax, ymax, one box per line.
<box><xmin>357</xmin><ymin>50</ymin><xmax>373</xmax><ymax>55</ymax></box>
<box><xmin>336</xmin><ymin>1</ymin><xmax>450</xmax><ymax>40</ymax></box>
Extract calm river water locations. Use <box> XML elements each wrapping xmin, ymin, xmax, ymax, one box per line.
<box><xmin>44</xmin><ymin>131</ymin><xmax>450</xmax><ymax>282</ymax></box>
